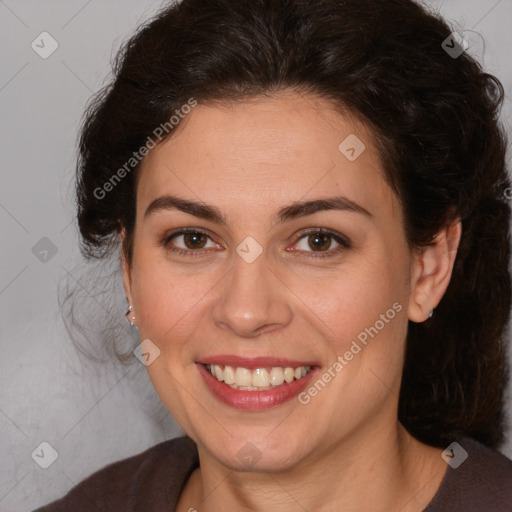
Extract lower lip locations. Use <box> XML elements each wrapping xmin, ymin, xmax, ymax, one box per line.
<box><xmin>197</xmin><ymin>363</ymin><xmax>319</xmax><ymax>410</ymax></box>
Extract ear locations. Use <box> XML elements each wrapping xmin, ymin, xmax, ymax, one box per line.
<box><xmin>120</xmin><ymin>227</ymin><xmax>133</xmax><ymax>305</ymax></box>
<box><xmin>408</xmin><ymin>218</ymin><xmax>462</xmax><ymax>323</ymax></box>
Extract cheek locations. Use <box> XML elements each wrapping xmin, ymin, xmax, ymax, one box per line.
<box><xmin>129</xmin><ymin>254</ymin><xmax>215</xmax><ymax>428</ymax></box>
<box><xmin>130</xmin><ymin>254</ymin><xmax>215</xmax><ymax>354</ymax></box>
<box><xmin>308</xmin><ymin>256</ymin><xmax>406</xmax><ymax>351</ymax></box>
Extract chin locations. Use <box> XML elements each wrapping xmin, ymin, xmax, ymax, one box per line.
<box><xmin>196</xmin><ymin>429</ymin><xmax>310</xmax><ymax>473</ymax></box>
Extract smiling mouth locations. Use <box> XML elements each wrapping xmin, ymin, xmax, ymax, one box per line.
<box><xmin>204</xmin><ymin>364</ymin><xmax>312</xmax><ymax>391</ymax></box>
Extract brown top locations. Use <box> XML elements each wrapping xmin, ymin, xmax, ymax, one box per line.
<box><xmin>34</xmin><ymin>436</ymin><xmax>512</xmax><ymax>511</ymax></box>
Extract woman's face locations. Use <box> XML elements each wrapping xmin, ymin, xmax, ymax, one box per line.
<box><xmin>124</xmin><ymin>91</ymin><xmax>417</xmax><ymax>471</ymax></box>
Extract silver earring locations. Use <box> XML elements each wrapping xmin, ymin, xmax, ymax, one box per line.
<box><xmin>428</xmin><ymin>307</ymin><xmax>434</xmax><ymax>319</ymax></box>
<box><xmin>125</xmin><ymin>304</ymin><xmax>136</xmax><ymax>327</ymax></box>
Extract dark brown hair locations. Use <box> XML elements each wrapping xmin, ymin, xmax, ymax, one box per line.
<box><xmin>75</xmin><ymin>0</ymin><xmax>511</xmax><ymax>449</ymax></box>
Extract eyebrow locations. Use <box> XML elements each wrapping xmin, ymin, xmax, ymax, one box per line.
<box><xmin>144</xmin><ymin>195</ymin><xmax>226</xmax><ymax>224</ymax></box>
<box><xmin>275</xmin><ymin>197</ymin><xmax>371</xmax><ymax>223</ymax></box>
<box><xmin>144</xmin><ymin>194</ymin><xmax>372</xmax><ymax>224</ymax></box>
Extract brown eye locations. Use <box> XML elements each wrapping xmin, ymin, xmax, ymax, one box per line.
<box><xmin>292</xmin><ymin>229</ymin><xmax>350</xmax><ymax>256</ymax></box>
<box><xmin>183</xmin><ymin>232</ymin><xmax>208</xmax><ymax>249</ymax></box>
<box><xmin>307</xmin><ymin>233</ymin><xmax>332</xmax><ymax>251</ymax></box>
<box><xmin>163</xmin><ymin>230</ymin><xmax>218</xmax><ymax>253</ymax></box>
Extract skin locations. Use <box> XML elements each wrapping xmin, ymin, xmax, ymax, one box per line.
<box><xmin>122</xmin><ymin>91</ymin><xmax>462</xmax><ymax>512</ymax></box>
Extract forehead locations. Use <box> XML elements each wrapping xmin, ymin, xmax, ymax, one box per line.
<box><xmin>135</xmin><ymin>91</ymin><xmax>397</xmax><ymax>222</ymax></box>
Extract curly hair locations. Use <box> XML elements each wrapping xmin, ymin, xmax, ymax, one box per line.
<box><xmin>75</xmin><ymin>0</ymin><xmax>511</xmax><ymax>449</ymax></box>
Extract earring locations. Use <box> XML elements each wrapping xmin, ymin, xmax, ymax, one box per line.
<box><xmin>428</xmin><ymin>307</ymin><xmax>434</xmax><ymax>319</ymax></box>
<box><xmin>125</xmin><ymin>304</ymin><xmax>136</xmax><ymax>327</ymax></box>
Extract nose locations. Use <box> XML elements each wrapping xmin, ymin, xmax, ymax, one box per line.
<box><xmin>211</xmin><ymin>252</ymin><xmax>293</xmax><ymax>338</ymax></box>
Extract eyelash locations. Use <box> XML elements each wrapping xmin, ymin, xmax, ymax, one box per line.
<box><xmin>161</xmin><ymin>227</ymin><xmax>218</xmax><ymax>258</ymax></box>
<box><xmin>161</xmin><ymin>227</ymin><xmax>351</xmax><ymax>258</ymax></box>
<box><xmin>288</xmin><ymin>227</ymin><xmax>351</xmax><ymax>258</ymax></box>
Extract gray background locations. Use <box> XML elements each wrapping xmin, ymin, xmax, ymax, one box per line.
<box><xmin>1</xmin><ymin>1</ymin><xmax>511</xmax><ymax>510</ymax></box>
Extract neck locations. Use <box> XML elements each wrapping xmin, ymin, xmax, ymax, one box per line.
<box><xmin>180</xmin><ymin>421</ymin><xmax>446</xmax><ymax>512</ymax></box>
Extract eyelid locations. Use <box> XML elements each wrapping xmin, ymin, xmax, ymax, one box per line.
<box><xmin>288</xmin><ymin>227</ymin><xmax>351</xmax><ymax>255</ymax></box>
<box><xmin>161</xmin><ymin>227</ymin><xmax>222</xmax><ymax>254</ymax></box>
<box><xmin>161</xmin><ymin>227</ymin><xmax>351</xmax><ymax>257</ymax></box>
<box><xmin>163</xmin><ymin>226</ymin><xmax>210</xmax><ymax>237</ymax></box>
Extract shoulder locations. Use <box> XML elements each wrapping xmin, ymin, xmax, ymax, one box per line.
<box><xmin>425</xmin><ymin>437</ymin><xmax>512</xmax><ymax>512</ymax></box>
<box><xmin>33</xmin><ymin>436</ymin><xmax>198</xmax><ymax>511</ymax></box>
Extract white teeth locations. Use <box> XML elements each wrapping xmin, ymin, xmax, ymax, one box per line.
<box><xmin>252</xmin><ymin>368</ymin><xmax>270</xmax><ymax>387</ymax></box>
<box><xmin>224</xmin><ymin>365</ymin><xmax>236</xmax><ymax>385</ymax></box>
<box><xmin>206</xmin><ymin>364</ymin><xmax>311</xmax><ymax>390</ymax></box>
<box><xmin>269</xmin><ymin>367</ymin><xmax>285</xmax><ymax>386</ymax></box>
<box><xmin>284</xmin><ymin>367</ymin><xmax>295</xmax><ymax>383</ymax></box>
<box><xmin>214</xmin><ymin>365</ymin><xmax>224</xmax><ymax>382</ymax></box>
<box><xmin>235</xmin><ymin>367</ymin><xmax>252</xmax><ymax>387</ymax></box>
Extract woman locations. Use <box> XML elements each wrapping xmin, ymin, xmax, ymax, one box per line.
<box><xmin>36</xmin><ymin>0</ymin><xmax>512</xmax><ymax>510</ymax></box>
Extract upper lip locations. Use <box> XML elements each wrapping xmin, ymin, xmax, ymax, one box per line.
<box><xmin>198</xmin><ymin>356</ymin><xmax>318</xmax><ymax>369</ymax></box>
